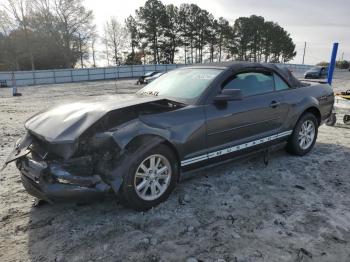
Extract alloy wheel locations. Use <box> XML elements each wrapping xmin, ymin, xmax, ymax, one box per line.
<box><xmin>134</xmin><ymin>154</ymin><xmax>172</xmax><ymax>201</ymax></box>
<box><xmin>298</xmin><ymin>120</ymin><xmax>315</xmax><ymax>150</ymax></box>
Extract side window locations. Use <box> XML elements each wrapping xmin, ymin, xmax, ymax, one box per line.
<box><xmin>274</xmin><ymin>73</ymin><xmax>290</xmax><ymax>91</ymax></box>
<box><xmin>223</xmin><ymin>72</ymin><xmax>274</xmax><ymax>97</ymax></box>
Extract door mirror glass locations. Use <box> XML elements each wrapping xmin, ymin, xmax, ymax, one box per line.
<box><xmin>213</xmin><ymin>89</ymin><xmax>242</xmax><ymax>102</ymax></box>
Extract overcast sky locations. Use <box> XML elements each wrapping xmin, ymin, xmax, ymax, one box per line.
<box><xmin>84</xmin><ymin>0</ymin><xmax>350</xmax><ymax>65</ymax></box>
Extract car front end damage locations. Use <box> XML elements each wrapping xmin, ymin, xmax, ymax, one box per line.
<box><xmin>4</xmin><ymin>98</ymin><xmax>183</xmax><ymax>202</ymax></box>
<box><xmin>8</xmin><ymin>131</ymin><xmax>123</xmax><ymax>202</ymax></box>
<box><xmin>12</xmin><ymin>132</ymin><xmax>170</xmax><ymax>203</ymax></box>
<box><xmin>18</xmin><ymin>154</ymin><xmax>111</xmax><ymax>203</ymax></box>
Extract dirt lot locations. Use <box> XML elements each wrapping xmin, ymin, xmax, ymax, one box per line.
<box><xmin>1</xmin><ymin>73</ymin><xmax>350</xmax><ymax>262</ymax></box>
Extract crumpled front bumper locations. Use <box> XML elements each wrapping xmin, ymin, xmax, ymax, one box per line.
<box><xmin>17</xmin><ymin>156</ymin><xmax>111</xmax><ymax>202</ymax></box>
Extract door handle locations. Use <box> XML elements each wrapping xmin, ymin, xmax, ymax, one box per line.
<box><xmin>270</xmin><ymin>101</ymin><xmax>281</xmax><ymax>108</ymax></box>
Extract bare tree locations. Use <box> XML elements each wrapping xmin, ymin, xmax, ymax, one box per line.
<box><xmin>104</xmin><ymin>17</ymin><xmax>129</xmax><ymax>66</ymax></box>
<box><xmin>2</xmin><ymin>0</ymin><xmax>35</xmax><ymax>70</ymax></box>
<box><xmin>90</xmin><ymin>30</ymin><xmax>98</xmax><ymax>67</ymax></box>
<box><xmin>51</xmin><ymin>0</ymin><xmax>94</xmax><ymax>68</ymax></box>
<box><xmin>0</xmin><ymin>9</ymin><xmax>15</xmax><ymax>34</ymax></box>
<box><xmin>101</xmin><ymin>33</ymin><xmax>110</xmax><ymax>66</ymax></box>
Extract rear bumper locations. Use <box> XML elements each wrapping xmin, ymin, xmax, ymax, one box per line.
<box><xmin>17</xmin><ymin>157</ymin><xmax>111</xmax><ymax>202</ymax></box>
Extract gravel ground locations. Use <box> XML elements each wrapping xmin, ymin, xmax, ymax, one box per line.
<box><xmin>0</xmin><ymin>72</ymin><xmax>350</xmax><ymax>262</ymax></box>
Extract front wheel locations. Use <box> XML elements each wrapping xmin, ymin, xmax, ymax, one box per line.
<box><xmin>120</xmin><ymin>144</ymin><xmax>178</xmax><ymax>211</ymax></box>
<box><xmin>286</xmin><ymin>113</ymin><xmax>318</xmax><ymax>156</ymax></box>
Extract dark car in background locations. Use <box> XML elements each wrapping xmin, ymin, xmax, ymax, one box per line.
<box><xmin>136</xmin><ymin>71</ymin><xmax>159</xmax><ymax>85</ymax></box>
<box><xmin>4</xmin><ymin>63</ymin><xmax>334</xmax><ymax>211</ymax></box>
<box><xmin>304</xmin><ymin>66</ymin><xmax>328</xmax><ymax>79</ymax></box>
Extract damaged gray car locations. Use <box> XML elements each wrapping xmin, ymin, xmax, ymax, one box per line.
<box><xmin>3</xmin><ymin>63</ymin><xmax>334</xmax><ymax>211</ymax></box>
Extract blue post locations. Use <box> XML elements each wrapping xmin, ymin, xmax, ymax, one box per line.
<box><xmin>327</xmin><ymin>43</ymin><xmax>339</xmax><ymax>85</ymax></box>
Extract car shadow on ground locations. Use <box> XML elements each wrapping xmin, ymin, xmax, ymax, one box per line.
<box><xmin>25</xmin><ymin>141</ymin><xmax>350</xmax><ymax>261</ymax></box>
<box><xmin>331</xmin><ymin>124</ymin><xmax>350</xmax><ymax>130</ymax></box>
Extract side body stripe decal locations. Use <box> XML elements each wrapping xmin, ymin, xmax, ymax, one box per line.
<box><xmin>181</xmin><ymin>130</ymin><xmax>293</xmax><ymax>167</ymax></box>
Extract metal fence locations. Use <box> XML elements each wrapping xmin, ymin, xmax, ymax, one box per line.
<box><xmin>0</xmin><ymin>63</ymin><xmax>313</xmax><ymax>87</ymax></box>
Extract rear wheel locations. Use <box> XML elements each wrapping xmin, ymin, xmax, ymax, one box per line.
<box><xmin>120</xmin><ymin>144</ymin><xmax>178</xmax><ymax>211</ymax></box>
<box><xmin>287</xmin><ymin>113</ymin><xmax>318</xmax><ymax>156</ymax></box>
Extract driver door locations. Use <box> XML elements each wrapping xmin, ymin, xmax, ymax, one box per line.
<box><xmin>205</xmin><ymin>70</ymin><xmax>289</xmax><ymax>151</ymax></box>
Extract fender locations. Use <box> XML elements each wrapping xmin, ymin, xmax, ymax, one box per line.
<box><xmin>111</xmin><ymin>118</ymin><xmax>172</xmax><ymax>150</ymax></box>
<box><xmin>288</xmin><ymin>96</ymin><xmax>321</xmax><ymax>128</ymax></box>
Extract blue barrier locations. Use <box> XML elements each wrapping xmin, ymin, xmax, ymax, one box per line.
<box><xmin>327</xmin><ymin>43</ymin><xmax>339</xmax><ymax>85</ymax></box>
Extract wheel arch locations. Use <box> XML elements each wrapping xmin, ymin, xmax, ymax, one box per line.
<box><xmin>125</xmin><ymin>134</ymin><xmax>181</xmax><ymax>174</ymax></box>
<box><xmin>108</xmin><ymin>134</ymin><xmax>181</xmax><ymax>195</ymax></box>
<box><xmin>302</xmin><ymin>106</ymin><xmax>321</xmax><ymax>126</ymax></box>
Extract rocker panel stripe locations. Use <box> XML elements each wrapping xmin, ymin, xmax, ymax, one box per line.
<box><xmin>181</xmin><ymin>130</ymin><xmax>293</xmax><ymax>167</ymax></box>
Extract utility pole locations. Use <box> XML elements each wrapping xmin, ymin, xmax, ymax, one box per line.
<box><xmin>302</xmin><ymin>42</ymin><xmax>307</xmax><ymax>65</ymax></box>
<box><xmin>341</xmin><ymin>52</ymin><xmax>344</xmax><ymax>60</ymax></box>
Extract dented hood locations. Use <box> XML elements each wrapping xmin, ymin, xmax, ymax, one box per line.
<box><xmin>25</xmin><ymin>95</ymin><xmax>163</xmax><ymax>144</ymax></box>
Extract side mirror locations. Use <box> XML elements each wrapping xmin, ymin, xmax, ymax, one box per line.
<box><xmin>213</xmin><ymin>89</ymin><xmax>242</xmax><ymax>102</ymax></box>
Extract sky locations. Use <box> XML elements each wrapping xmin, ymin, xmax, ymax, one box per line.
<box><xmin>84</xmin><ymin>0</ymin><xmax>350</xmax><ymax>65</ymax></box>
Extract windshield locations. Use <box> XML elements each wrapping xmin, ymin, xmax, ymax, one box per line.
<box><xmin>137</xmin><ymin>68</ymin><xmax>223</xmax><ymax>103</ymax></box>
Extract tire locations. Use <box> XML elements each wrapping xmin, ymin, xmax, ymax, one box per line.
<box><xmin>286</xmin><ymin>113</ymin><xmax>318</xmax><ymax>156</ymax></box>
<box><xmin>120</xmin><ymin>144</ymin><xmax>178</xmax><ymax>211</ymax></box>
<box><xmin>343</xmin><ymin>115</ymin><xmax>350</xmax><ymax>125</ymax></box>
<box><xmin>326</xmin><ymin>113</ymin><xmax>336</xmax><ymax>126</ymax></box>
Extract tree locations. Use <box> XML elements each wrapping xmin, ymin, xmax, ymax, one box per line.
<box><xmin>216</xmin><ymin>17</ymin><xmax>231</xmax><ymax>62</ymax></box>
<box><xmin>104</xmin><ymin>17</ymin><xmax>128</xmax><ymax>66</ymax></box>
<box><xmin>206</xmin><ymin>16</ymin><xmax>231</xmax><ymax>62</ymax></box>
<box><xmin>0</xmin><ymin>0</ymin><xmax>96</xmax><ymax>70</ymax></box>
<box><xmin>206</xmin><ymin>18</ymin><xmax>219</xmax><ymax>62</ymax></box>
<box><xmin>90</xmin><ymin>29</ymin><xmax>98</xmax><ymax>67</ymax></box>
<box><xmin>136</xmin><ymin>0</ymin><xmax>167</xmax><ymax>64</ymax></box>
<box><xmin>124</xmin><ymin>51</ymin><xmax>143</xmax><ymax>65</ymax></box>
<box><xmin>269</xmin><ymin>25</ymin><xmax>296</xmax><ymax>63</ymax></box>
<box><xmin>261</xmin><ymin>21</ymin><xmax>275</xmax><ymax>62</ymax></box>
<box><xmin>316</xmin><ymin>61</ymin><xmax>329</xmax><ymax>67</ymax></box>
<box><xmin>0</xmin><ymin>9</ymin><xmax>15</xmax><ymax>35</ymax></box>
<box><xmin>336</xmin><ymin>60</ymin><xmax>350</xmax><ymax>69</ymax></box>
<box><xmin>231</xmin><ymin>15</ymin><xmax>296</xmax><ymax>63</ymax></box>
<box><xmin>0</xmin><ymin>0</ymin><xmax>299</xmax><ymax>70</ymax></box>
<box><xmin>51</xmin><ymin>0</ymin><xmax>94</xmax><ymax>68</ymax></box>
<box><xmin>125</xmin><ymin>15</ymin><xmax>138</xmax><ymax>64</ymax></box>
<box><xmin>178</xmin><ymin>4</ymin><xmax>206</xmax><ymax>63</ymax></box>
<box><xmin>160</xmin><ymin>4</ymin><xmax>182</xmax><ymax>63</ymax></box>
<box><xmin>232</xmin><ymin>16</ymin><xmax>250</xmax><ymax>61</ymax></box>
<box><xmin>178</xmin><ymin>4</ymin><xmax>192</xmax><ymax>63</ymax></box>
<box><xmin>3</xmin><ymin>0</ymin><xmax>36</xmax><ymax>69</ymax></box>
<box><xmin>194</xmin><ymin>8</ymin><xmax>211</xmax><ymax>63</ymax></box>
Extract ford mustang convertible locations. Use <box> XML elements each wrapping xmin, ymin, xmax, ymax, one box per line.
<box><xmin>3</xmin><ymin>63</ymin><xmax>334</xmax><ymax>211</ymax></box>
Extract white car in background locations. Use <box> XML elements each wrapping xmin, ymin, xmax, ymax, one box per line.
<box><xmin>144</xmin><ymin>72</ymin><xmax>165</xmax><ymax>84</ymax></box>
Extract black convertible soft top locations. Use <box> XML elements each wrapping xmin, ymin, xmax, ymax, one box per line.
<box><xmin>190</xmin><ymin>62</ymin><xmax>304</xmax><ymax>88</ymax></box>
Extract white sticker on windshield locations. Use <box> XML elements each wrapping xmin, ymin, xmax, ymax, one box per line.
<box><xmin>192</xmin><ymin>74</ymin><xmax>217</xmax><ymax>80</ymax></box>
